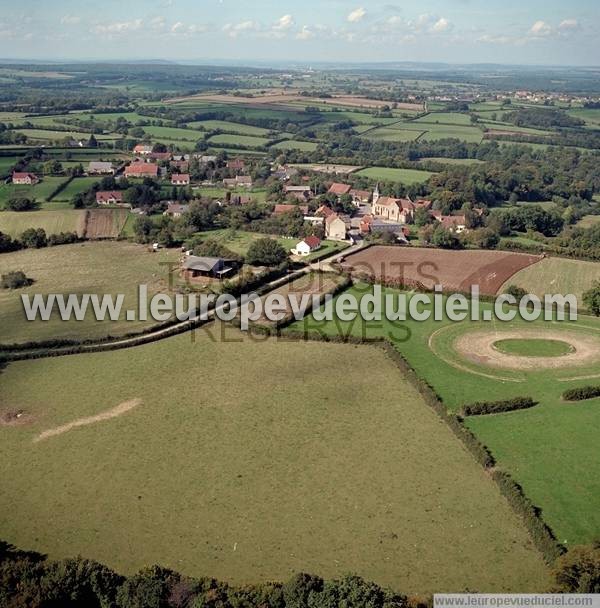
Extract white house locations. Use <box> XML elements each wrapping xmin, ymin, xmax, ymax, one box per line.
<box><xmin>292</xmin><ymin>236</ymin><xmax>322</xmax><ymax>256</ymax></box>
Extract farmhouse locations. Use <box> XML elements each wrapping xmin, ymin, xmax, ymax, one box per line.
<box><xmin>197</xmin><ymin>154</ymin><xmax>217</xmax><ymax>164</ymax></box>
<box><xmin>223</xmin><ymin>175</ymin><xmax>253</xmax><ymax>188</ymax></box>
<box><xmin>148</xmin><ymin>152</ymin><xmax>172</xmax><ymax>162</ymax></box>
<box><xmin>350</xmin><ymin>189</ymin><xmax>370</xmax><ymax>205</ymax></box>
<box><xmin>292</xmin><ymin>236</ymin><xmax>322</xmax><ymax>256</ymax></box>
<box><xmin>273</xmin><ymin>165</ymin><xmax>298</xmax><ymax>181</ymax></box>
<box><xmin>227</xmin><ymin>159</ymin><xmax>245</xmax><ymax>172</ymax></box>
<box><xmin>171</xmin><ymin>174</ymin><xmax>190</xmax><ymax>186</ymax></box>
<box><xmin>133</xmin><ymin>143</ymin><xmax>153</xmax><ymax>156</ymax></box>
<box><xmin>96</xmin><ymin>191</ymin><xmax>124</xmax><ymax>206</ymax></box>
<box><xmin>12</xmin><ymin>172</ymin><xmax>39</xmax><ymax>185</ymax></box>
<box><xmin>88</xmin><ymin>161</ymin><xmax>114</xmax><ymax>175</ymax></box>
<box><xmin>163</xmin><ymin>202</ymin><xmax>189</xmax><ymax>217</ymax></box>
<box><xmin>316</xmin><ymin>204</ymin><xmax>335</xmax><ymax>218</ymax></box>
<box><xmin>170</xmin><ymin>160</ymin><xmax>189</xmax><ymax>172</ymax></box>
<box><xmin>285</xmin><ymin>185</ymin><xmax>313</xmax><ymax>201</ymax></box>
<box><xmin>439</xmin><ymin>215</ymin><xmax>467</xmax><ymax>233</ymax></box>
<box><xmin>325</xmin><ymin>213</ymin><xmax>348</xmax><ymax>241</ymax></box>
<box><xmin>125</xmin><ymin>162</ymin><xmax>159</xmax><ymax>178</ymax></box>
<box><xmin>181</xmin><ymin>256</ymin><xmax>235</xmax><ymax>281</ymax></box>
<box><xmin>273</xmin><ymin>204</ymin><xmax>309</xmax><ymax>216</ymax></box>
<box><xmin>328</xmin><ymin>182</ymin><xmax>352</xmax><ymax>196</ymax></box>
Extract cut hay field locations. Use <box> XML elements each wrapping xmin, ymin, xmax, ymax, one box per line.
<box><xmin>0</xmin><ymin>177</ymin><xmax>70</xmax><ymax>207</ymax></box>
<box><xmin>208</xmin><ymin>133</ymin><xmax>271</xmax><ymax>148</ymax></box>
<box><xmin>0</xmin><ymin>209</ymin><xmax>84</xmax><ymax>238</ymax></box>
<box><xmin>186</xmin><ymin>120</ymin><xmax>272</xmax><ymax>136</ymax></box>
<box><xmin>288</xmin><ymin>285</ymin><xmax>600</xmax><ymax>546</ymax></box>
<box><xmin>0</xmin><ymin>328</ymin><xmax>549</xmax><ymax>592</ymax></box>
<box><xmin>0</xmin><ymin>241</ymin><xmax>179</xmax><ymax>345</ymax></box>
<box><xmin>354</xmin><ymin>166</ymin><xmax>435</xmax><ymax>184</ymax></box>
<box><xmin>500</xmin><ymin>256</ymin><xmax>600</xmax><ymax>305</ymax></box>
<box><xmin>270</xmin><ymin>139</ymin><xmax>319</xmax><ymax>152</ymax></box>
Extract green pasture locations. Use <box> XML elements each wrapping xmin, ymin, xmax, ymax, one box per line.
<box><xmin>355</xmin><ymin>166</ymin><xmax>435</xmax><ymax>184</ymax></box>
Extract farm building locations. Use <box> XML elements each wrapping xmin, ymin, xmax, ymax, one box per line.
<box><xmin>285</xmin><ymin>185</ymin><xmax>313</xmax><ymax>201</ymax></box>
<box><xmin>328</xmin><ymin>182</ymin><xmax>352</xmax><ymax>196</ymax></box>
<box><xmin>12</xmin><ymin>172</ymin><xmax>39</xmax><ymax>185</ymax></box>
<box><xmin>350</xmin><ymin>189</ymin><xmax>371</xmax><ymax>205</ymax></box>
<box><xmin>273</xmin><ymin>204</ymin><xmax>309</xmax><ymax>216</ymax></box>
<box><xmin>171</xmin><ymin>174</ymin><xmax>190</xmax><ymax>186</ymax></box>
<box><xmin>292</xmin><ymin>236</ymin><xmax>322</xmax><ymax>256</ymax></box>
<box><xmin>88</xmin><ymin>161</ymin><xmax>114</xmax><ymax>175</ymax></box>
<box><xmin>439</xmin><ymin>214</ymin><xmax>467</xmax><ymax>233</ymax></box>
<box><xmin>125</xmin><ymin>162</ymin><xmax>159</xmax><ymax>178</ymax></box>
<box><xmin>170</xmin><ymin>160</ymin><xmax>189</xmax><ymax>172</ymax></box>
<box><xmin>163</xmin><ymin>202</ymin><xmax>189</xmax><ymax>217</ymax></box>
<box><xmin>148</xmin><ymin>152</ymin><xmax>172</xmax><ymax>162</ymax></box>
<box><xmin>226</xmin><ymin>159</ymin><xmax>245</xmax><ymax>172</ymax></box>
<box><xmin>96</xmin><ymin>191</ymin><xmax>125</xmax><ymax>206</ymax></box>
<box><xmin>223</xmin><ymin>175</ymin><xmax>252</xmax><ymax>188</ymax></box>
<box><xmin>133</xmin><ymin>144</ymin><xmax>153</xmax><ymax>156</ymax></box>
<box><xmin>181</xmin><ymin>256</ymin><xmax>235</xmax><ymax>281</ymax></box>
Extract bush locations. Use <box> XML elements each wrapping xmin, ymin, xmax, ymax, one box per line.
<box><xmin>562</xmin><ymin>385</ymin><xmax>600</xmax><ymax>401</ymax></box>
<box><xmin>246</xmin><ymin>237</ymin><xmax>288</xmax><ymax>266</ymax></box>
<box><xmin>48</xmin><ymin>231</ymin><xmax>80</xmax><ymax>246</ymax></box>
<box><xmin>461</xmin><ymin>397</ymin><xmax>537</xmax><ymax>416</ymax></box>
<box><xmin>6</xmin><ymin>197</ymin><xmax>38</xmax><ymax>211</ymax></box>
<box><xmin>552</xmin><ymin>541</ymin><xmax>600</xmax><ymax>592</ymax></box>
<box><xmin>583</xmin><ymin>282</ymin><xmax>600</xmax><ymax>316</ymax></box>
<box><xmin>504</xmin><ymin>285</ymin><xmax>527</xmax><ymax>301</ymax></box>
<box><xmin>0</xmin><ymin>270</ymin><xmax>32</xmax><ymax>289</ymax></box>
<box><xmin>20</xmin><ymin>228</ymin><xmax>47</xmax><ymax>249</ymax></box>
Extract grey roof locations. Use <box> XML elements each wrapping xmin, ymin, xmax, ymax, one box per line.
<box><xmin>182</xmin><ymin>256</ymin><xmax>224</xmax><ymax>272</ymax></box>
<box><xmin>88</xmin><ymin>161</ymin><xmax>113</xmax><ymax>171</ymax></box>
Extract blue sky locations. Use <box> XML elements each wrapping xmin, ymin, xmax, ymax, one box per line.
<box><xmin>0</xmin><ymin>0</ymin><xmax>598</xmax><ymax>65</ymax></box>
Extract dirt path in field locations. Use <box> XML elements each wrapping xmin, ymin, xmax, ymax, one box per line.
<box><xmin>33</xmin><ymin>398</ymin><xmax>141</xmax><ymax>443</ymax></box>
<box><xmin>454</xmin><ymin>330</ymin><xmax>600</xmax><ymax>371</ymax></box>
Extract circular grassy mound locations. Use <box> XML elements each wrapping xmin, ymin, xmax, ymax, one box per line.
<box><xmin>492</xmin><ymin>338</ymin><xmax>574</xmax><ymax>358</ymax></box>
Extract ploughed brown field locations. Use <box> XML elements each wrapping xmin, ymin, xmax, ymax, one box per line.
<box><xmin>339</xmin><ymin>246</ymin><xmax>542</xmax><ymax>295</ymax></box>
<box><xmin>82</xmin><ymin>208</ymin><xmax>129</xmax><ymax>239</ymax></box>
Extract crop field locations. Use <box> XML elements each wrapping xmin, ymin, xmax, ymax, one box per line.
<box><xmin>0</xmin><ymin>209</ymin><xmax>84</xmax><ymax>237</ymax></box>
<box><xmin>50</xmin><ymin>176</ymin><xmax>101</xmax><ymax>202</ymax></box>
<box><xmin>355</xmin><ymin>166</ymin><xmax>435</xmax><ymax>184</ymax></box>
<box><xmin>413</xmin><ymin>112</ymin><xmax>474</xmax><ymax>125</ymax></box>
<box><xmin>420</xmin><ymin>125</ymin><xmax>484</xmax><ymax>144</ymax></box>
<box><xmin>339</xmin><ymin>245</ymin><xmax>542</xmax><ymax>295</ymax></box>
<box><xmin>289</xmin><ymin>285</ymin><xmax>600</xmax><ymax>545</ymax></box>
<box><xmin>500</xmin><ymin>256</ymin><xmax>600</xmax><ymax>305</ymax></box>
<box><xmin>361</xmin><ymin>126</ymin><xmax>425</xmax><ymax>142</ymax></box>
<box><xmin>0</xmin><ymin>176</ymin><xmax>70</xmax><ymax>207</ymax></box>
<box><xmin>0</xmin><ymin>328</ymin><xmax>549</xmax><ymax>592</ymax></box>
<box><xmin>11</xmin><ymin>128</ymin><xmax>118</xmax><ymax>142</ymax></box>
<box><xmin>141</xmin><ymin>125</ymin><xmax>208</xmax><ymax>141</ymax></box>
<box><xmin>83</xmin><ymin>208</ymin><xmax>130</xmax><ymax>239</ymax></box>
<box><xmin>0</xmin><ymin>241</ymin><xmax>179</xmax><ymax>344</ymax></box>
<box><xmin>186</xmin><ymin>120</ymin><xmax>272</xmax><ymax>136</ymax></box>
<box><xmin>208</xmin><ymin>133</ymin><xmax>271</xmax><ymax>148</ymax></box>
<box><xmin>270</xmin><ymin>139</ymin><xmax>319</xmax><ymax>152</ymax></box>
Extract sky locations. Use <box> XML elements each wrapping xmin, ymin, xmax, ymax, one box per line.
<box><xmin>0</xmin><ymin>0</ymin><xmax>598</xmax><ymax>66</ymax></box>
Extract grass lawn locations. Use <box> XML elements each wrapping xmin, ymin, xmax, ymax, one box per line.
<box><xmin>0</xmin><ymin>155</ymin><xmax>24</xmax><ymax>177</ymax></box>
<box><xmin>289</xmin><ymin>285</ymin><xmax>600</xmax><ymax>546</ymax></box>
<box><xmin>208</xmin><ymin>134</ymin><xmax>271</xmax><ymax>148</ymax></box>
<box><xmin>419</xmin><ymin>125</ymin><xmax>484</xmax><ymax>144</ymax></box>
<box><xmin>192</xmin><ymin>187</ymin><xmax>269</xmax><ymax>203</ymax></box>
<box><xmin>413</xmin><ymin>112</ymin><xmax>474</xmax><ymax>126</ymax></box>
<box><xmin>0</xmin><ymin>241</ymin><xmax>180</xmax><ymax>345</ymax></box>
<box><xmin>0</xmin><ymin>177</ymin><xmax>70</xmax><ymax>207</ymax></box>
<box><xmin>0</xmin><ymin>329</ymin><xmax>549</xmax><ymax>592</ymax></box>
<box><xmin>186</xmin><ymin>120</ymin><xmax>272</xmax><ymax>136</ymax></box>
<box><xmin>195</xmin><ymin>229</ymin><xmax>297</xmax><ymax>256</ymax></box>
<box><xmin>142</xmin><ymin>125</ymin><xmax>208</xmax><ymax>142</ymax></box>
<box><xmin>0</xmin><ymin>209</ymin><xmax>84</xmax><ymax>238</ymax></box>
<box><xmin>361</xmin><ymin>126</ymin><xmax>425</xmax><ymax>143</ymax></box>
<box><xmin>493</xmin><ymin>338</ymin><xmax>573</xmax><ymax>357</ymax></box>
<box><xmin>500</xmin><ymin>256</ymin><xmax>600</xmax><ymax>305</ymax></box>
<box><xmin>50</xmin><ymin>176</ymin><xmax>101</xmax><ymax>202</ymax></box>
<box><xmin>11</xmin><ymin>129</ymin><xmax>118</xmax><ymax>142</ymax></box>
<box><xmin>270</xmin><ymin>139</ymin><xmax>319</xmax><ymax>152</ymax></box>
<box><xmin>355</xmin><ymin>166</ymin><xmax>435</xmax><ymax>184</ymax></box>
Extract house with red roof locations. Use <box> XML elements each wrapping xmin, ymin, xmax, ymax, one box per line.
<box><xmin>315</xmin><ymin>204</ymin><xmax>334</xmax><ymax>218</ymax></box>
<box><xmin>328</xmin><ymin>182</ymin><xmax>352</xmax><ymax>196</ymax></box>
<box><xmin>96</xmin><ymin>191</ymin><xmax>125</xmax><ymax>206</ymax></box>
<box><xmin>12</xmin><ymin>172</ymin><xmax>39</xmax><ymax>185</ymax></box>
<box><xmin>325</xmin><ymin>213</ymin><xmax>348</xmax><ymax>241</ymax></box>
<box><xmin>171</xmin><ymin>174</ymin><xmax>190</xmax><ymax>186</ymax></box>
<box><xmin>133</xmin><ymin>144</ymin><xmax>153</xmax><ymax>156</ymax></box>
<box><xmin>292</xmin><ymin>236</ymin><xmax>322</xmax><ymax>256</ymax></box>
<box><xmin>273</xmin><ymin>204</ymin><xmax>309</xmax><ymax>216</ymax></box>
<box><xmin>226</xmin><ymin>159</ymin><xmax>245</xmax><ymax>172</ymax></box>
<box><xmin>125</xmin><ymin>162</ymin><xmax>159</xmax><ymax>179</ymax></box>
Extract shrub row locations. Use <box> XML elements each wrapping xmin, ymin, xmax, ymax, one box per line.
<box><xmin>461</xmin><ymin>397</ymin><xmax>538</xmax><ymax>416</ymax></box>
<box><xmin>45</xmin><ymin>175</ymin><xmax>74</xmax><ymax>202</ymax></box>
<box><xmin>562</xmin><ymin>385</ymin><xmax>600</xmax><ymax>401</ymax></box>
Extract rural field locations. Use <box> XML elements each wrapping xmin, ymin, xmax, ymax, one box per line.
<box><xmin>0</xmin><ymin>241</ymin><xmax>179</xmax><ymax>345</ymax></box>
<box><xmin>0</xmin><ymin>176</ymin><xmax>69</xmax><ymax>207</ymax></box>
<box><xmin>0</xmin><ymin>328</ymin><xmax>549</xmax><ymax>593</ymax></box>
<box><xmin>500</xmin><ymin>256</ymin><xmax>600</xmax><ymax>305</ymax></box>
<box><xmin>0</xmin><ymin>209</ymin><xmax>84</xmax><ymax>237</ymax></box>
<box><xmin>355</xmin><ymin>166</ymin><xmax>435</xmax><ymax>184</ymax></box>
<box><xmin>289</xmin><ymin>285</ymin><xmax>600</xmax><ymax>546</ymax></box>
<box><xmin>339</xmin><ymin>245</ymin><xmax>542</xmax><ymax>295</ymax></box>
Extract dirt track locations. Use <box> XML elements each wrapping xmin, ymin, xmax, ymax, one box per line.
<box><xmin>454</xmin><ymin>329</ymin><xmax>600</xmax><ymax>370</ymax></box>
<box><xmin>33</xmin><ymin>398</ymin><xmax>141</xmax><ymax>443</ymax></box>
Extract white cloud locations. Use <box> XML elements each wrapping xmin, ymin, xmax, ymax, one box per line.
<box><xmin>529</xmin><ymin>20</ymin><xmax>552</xmax><ymax>37</ymax></box>
<box><xmin>60</xmin><ymin>15</ymin><xmax>81</xmax><ymax>25</ymax></box>
<box><xmin>558</xmin><ymin>19</ymin><xmax>579</xmax><ymax>32</ymax></box>
<box><xmin>347</xmin><ymin>8</ymin><xmax>366</xmax><ymax>23</ymax></box>
<box><xmin>92</xmin><ymin>19</ymin><xmax>143</xmax><ymax>35</ymax></box>
<box><xmin>476</xmin><ymin>34</ymin><xmax>512</xmax><ymax>45</ymax></box>
<box><xmin>432</xmin><ymin>17</ymin><xmax>451</xmax><ymax>33</ymax></box>
<box><xmin>296</xmin><ymin>26</ymin><xmax>315</xmax><ymax>40</ymax></box>
<box><xmin>222</xmin><ymin>20</ymin><xmax>258</xmax><ymax>38</ymax></box>
<box><xmin>273</xmin><ymin>14</ymin><xmax>294</xmax><ymax>30</ymax></box>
